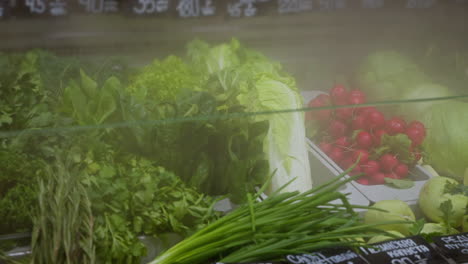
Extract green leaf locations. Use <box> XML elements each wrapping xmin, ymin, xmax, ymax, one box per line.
<box><xmin>99</xmin><ymin>165</ymin><xmax>115</xmax><ymax>179</ymax></box>
<box><xmin>79</xmin><ymin>69</ymin><xmax>98</xmax><ymax>98</ymax></box>
<box><xmin>380</xmin><ymin>134</ymin><xmax>414</xmax><ymax>164</ymax></box>
<box><xmin>95</xmin><ymin>89</ymin><xmax>117</xmax><ymax>124</ymax></box>
<box><xmin>408</xmin><ymin>218</ymin><xmax>426</xmax><ymax>235</ymax></box>
<box><xmin>0</xmin><ymin>113</ymin><xmax>13</xmax><ymax>126</ymax></box>
<box><xmin>64</xmin><ymin>81</ymin><xmax>88</xmax><ymax>124</ymax></box>
<box><xmin>384</xmin><ymin>177</ymin><xmax>415</xmax><ymax>189</ymax></box>
<box><xmin>439</xmin><ymin>199</ymin><xmax>454</xmax><ymax>227</ymax></box>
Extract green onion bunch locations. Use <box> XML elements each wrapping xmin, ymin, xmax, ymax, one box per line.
<box><xmin>150</xmin><ymin>168</ymin><xmax>391</xmax><ymax>264</ymax></box>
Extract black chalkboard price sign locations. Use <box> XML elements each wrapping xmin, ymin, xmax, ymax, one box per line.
<box><xmin>285</xmin><ymin>247</ymin><xmax>369</xmax><ymax>264</ymax></box>
<box><xmin>358</xmin><ymin>236</ymin><xmax>449</xmax><ymax>264</ymax></box>
<box><xmin>432</xmin><ymin>232</ymin><xmax>468</xmax><ymax>263</ymax></box>
<box><xmin>212</xmin><ymin>262</ymin><xmax>285</xmax><ymax>264</ymax></box>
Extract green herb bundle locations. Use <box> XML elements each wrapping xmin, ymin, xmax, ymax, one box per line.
<box><xmin>30</xmin><ymin>158</ymin><xmax>95</xmax><ymax>264</ymax></box>
<box><xmin>150</xmin><ymin>170</ymin><xmax>389</xmax><ymax>264</ymax></box>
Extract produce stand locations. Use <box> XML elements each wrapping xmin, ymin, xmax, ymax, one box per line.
<box><xmin>1</xmin><ymin>1</ymin><xmax>468</xmax><ymax>263</ymax></box>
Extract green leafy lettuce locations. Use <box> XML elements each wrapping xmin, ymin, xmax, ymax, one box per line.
<box><xmin>422</xmin><ymin>101</ymin><xmax>468</xmax><ymax>182</ymax></box>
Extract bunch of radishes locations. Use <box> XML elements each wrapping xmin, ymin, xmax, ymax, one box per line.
<box><xmin>306</xmin><ymin>85</ymin><xmax>426</xmax><ymax>185</ymax></box>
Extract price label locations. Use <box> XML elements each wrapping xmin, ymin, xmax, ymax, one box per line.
<box><xmin>25</xmin><ymin>0</ymin><xmax>46</xmax><ymax>14</ymax></box>
<box><xmin>227</xmin><ymin>0</ymin><xmax>260</xmax><ymax>17</ymax></box>
<box><xmin>285</xmin><ymin>247</ymin><xmax>368</xmax><ymax>264</ymax></box>
<box><xmin>79</xmin><ymin>0</ymin><xmax>119</xmax><ymax>13</ymax></box>
<box><xmin>278</xmin><ymin>0</ymin><xmax>313</xmax><ymax>14</ymax></box>
<box><xmin>316</xmin><ymin>0</ymin><xmax>347</xmax><ymax>11</ymax></box>
<box><xmin>132</xmin><ymin>0</ymin><xmax>169</xmax><ymax>15</ymax></box>
<box><xmin>213</xmin><ymin>262</ymin><xmax>285</xmax><ymax>264</ymax></box>
<box><xmin>432</xmin><ymin>232</ymin><xmax>468</xmax><ymax>263</ymax></box>
<box><xmin>359</xmin><ymin>236</ymin><xmax>448</xmax><ymax>264</ymax></box>
<box><xmin>176</xmin><ymin>0</ymin><xmax>215</xmax><ymax>18</ymax></box>
<box><xmin>49</xmin><ymin>0</ymin><xmax>67</xmax><ymax>16</ymax></box>
<box><xmin>406</xmin><ymin>0</ymin><xmax>437</xmax><ymax>8</ymax></box>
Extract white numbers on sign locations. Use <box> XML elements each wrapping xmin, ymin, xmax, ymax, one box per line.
<box><xmin>362</xmin><ymin>0</ymin><xmax>383</xmax><ymax>8</ymax></box>
<box><xmin>79</xmin><ymin>0</ymin><xmax>118</xmax><ymax>13</ymax></box>
<box><xmin>228</xmin><ymin>0</ymin><xmax>257</xmax><ymax>17</ymax></box>
<box><xmin>49</xmin><ymin>0</ymin><xmax>67</xmax><ymax>16</ymax></box>
<box><xmin>177</xmin><ymin>0</ymin><xmax>215</xmax><ymax>17</ymax></box>
<box><xmin>278</xmin><ymin>0</ymin><xmax>313</xmax><ymax>13</ymax></box>
<box><xmin>25</xmin><ymin>0</ymin><xmax>46</xmax><ymax>13</ymax></box>
<box><xmin>406</xmin><ymin>0</ymin><xmax>436</xmax><ymax>8</ymax></box>
<box><xmin>317</xmin><ymin>0</ymin><xmax>346</xmax><ymax>10</ymax></box>
<box><xmin>133</xmin><ymin>0</ymin><xmax>169</xmax><ymax>14</ymax></box>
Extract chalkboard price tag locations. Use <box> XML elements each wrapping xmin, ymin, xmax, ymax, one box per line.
<box><xmin>359</xmin><ymin>236</ymin><xmax>448</xmax><ymax>264</ymax></box>
<box><xmin>285</xmin><ymin>247</ymin><xmax>369</xmax><ymax>264</ymax></box>
<box><xmin>213</xmin><ymin>262</ymin><xmax>285</xmax><ymax>264</ymax></box>
<box><xmin>432</xmin><ymin>232</ymin><xmax>468</xmax><ymax>263</ymax></box>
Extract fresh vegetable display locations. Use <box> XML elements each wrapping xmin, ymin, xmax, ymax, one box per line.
<box><xmin>305</xmin><ymin>85</ymin><xmax>426</xmax><ymax>186</ymax></box>
<box><xmin>0</xmin><ymin>42</ymin><xmax>466</xmax><ymax>264</ymax></box>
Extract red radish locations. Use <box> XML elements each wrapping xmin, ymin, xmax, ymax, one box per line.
<box><xmin>410</xmin><ymin>147</ymin><xmax>422</xmax><ymax>163</ymax></box>
<box><xmin>339</xmin><ymin>157</ymin><xmax>355</xmax><ymax>170</ymax></box>
<box><xmin>356</xmin><ymin>131</ymin><xmax>373</xmax><ymax>149</ymax></box>
<box><xmin>307</xmin><ymin>98</ymin><xmax>332</xmax><ymax>122</ymax></box>
<box><xmin>373</xmin><ymin>129</ymin><xmax>387</xmax><ymax>146</ymax></box>
<box><xmin>379</xmin><ymin>154</ymin><xmax>399</xmax><ymax>172</ymax></box>
<box><xmin>361</xmin><ymin>160</ymin><xmax>380</xmax><ymax>176</ymax></box>
<box><xmin>385</xmin><ymin>172</ymin><xmax>399</xmax><ymax>179</ymax></box>
<box><xmin>319</xmin><ymin>142</ymin><xmax>333</xmax><ymax>154</ymax></box>
<box><xmin>335</xmin><ymin>108</ymin><xmax>354</xmax><ymax>120</ymax></box>
<box><xmin>328</xmin><ymin>147</ymin><xmax>344</xmax><ymax>163</ymax></box>
<box><xmin>366</xmin><ymin>110</ymin><xmax>386</xmax><ymax>129</ymax></box>
<box><xmin>335</xmin><ymin>136</ymin><xmax>352</xmax><ymax>148</ymax></box>
<box><xmin>369</xmin><ymin>172</ymin><xmax>386</xmax><ymax>185</ymax></box>
<box><xmin>394</xmin><ymin>164</ymin><xmax>409</xmax><ymax>178</ymax></box>
<box><xmin>356</xmin><ymin>106</ymin><xmax>377</xmax><ymax>116</ymax></box>
<box><xmin>351</xmin><ymin>115</ymin><xmax>367</xmax><ymax>131</ymax></box>
<box><xmin>352</xmin><ymin>149</ymin><xmax>369</xmax><ymax>164</ymax></box>
<box><xmin>328</xmin><ymin>120</ymin><xmax>348</xmax><ymax>138</ymax></box>
<box><xmin>356</xmin><ymin>177</ymin><xmax>370</xmax><ymax>185</ymax></box>
<box><xmin>385</xmin><ymin>117</ymin><xmax>407</xmax><ymax>135</ymax></box>
<box><xmin>408</xmin><ymin>121</ymin><xmax>426</xmax><ymax>134</ymax></box>
<box><xmin>349</xmin><ymin>166</ymin><xmax>363</xmax><ymax>176</ymax></box>
<box><xmin>316</xmin><ymin>94</ymin><xmax>331</xmax><ymax>104</ymax></box>
<box><xmin>348</xmin><ymin>90</ymin><xmax>366</xmax><ymax>105</ymax></box>
<box><xmin>330</xmin><ymin>85</ymin><xmax>348</xmax><ymax>105</ymax></box>
<box><xmin>406</xmin><ymin>126</ymin><xmax>425</xmax><ymax>146</ymax></box>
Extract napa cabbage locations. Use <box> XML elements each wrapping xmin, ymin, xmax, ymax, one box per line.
<box><xmin>187</xmin><ymin>39</ymin><xmax>312</xmax><ymax>193</ymax></box>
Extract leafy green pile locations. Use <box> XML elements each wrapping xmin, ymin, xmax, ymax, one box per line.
<box><xmin>79</xmin><ymin>149</ymin><xmax>221</xmax><ymax>263</ymax></box>
<box><xmin>0</xmin><ymin>39</ymin><xmax>313</xmax><ymax>263</ymax></box>
<box><xmin>0</xmin><ymin>150</ymin><xmax>45</xmax><ymax>234</ymax></box>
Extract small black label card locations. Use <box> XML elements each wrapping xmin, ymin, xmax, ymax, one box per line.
<box><xmin>285</xmin><ymin>247</ymin><xmax>369</xmax><ymax>264</ymax></box>
<box><xmin>432</xmin><ymin>232</ymin><xmax>468</xmax><ymax>263</ymax></box>
<box><xmin>358</xmin><ymin>236</ymin><xmax>448</xmax><ymax>264</ymax></box>
<box><xmin>213</xmin><ymin>262</ymin><xmax>285</xmax><ymax>264</ymax></box>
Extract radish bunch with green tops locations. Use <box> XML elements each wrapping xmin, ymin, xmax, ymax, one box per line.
<box><xmin>306</xmin><ymin>85</ymin><xmax>426</xmax><ymax>186</ymax></box>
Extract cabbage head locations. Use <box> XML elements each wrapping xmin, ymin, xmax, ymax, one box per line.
<box><xmin>422</xmin><ymin>101</ymin><xmax>468</xmax><ymax>181</ymax></box>
<box><xmin>357</xmin><ymin>51</ymin><xmax>429</xmax><ymax>102</ymax></box>
<box><xmin>396</xmin><ymin>83</ymin><xmax>453</xmax><ymax>121</ymax></box>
